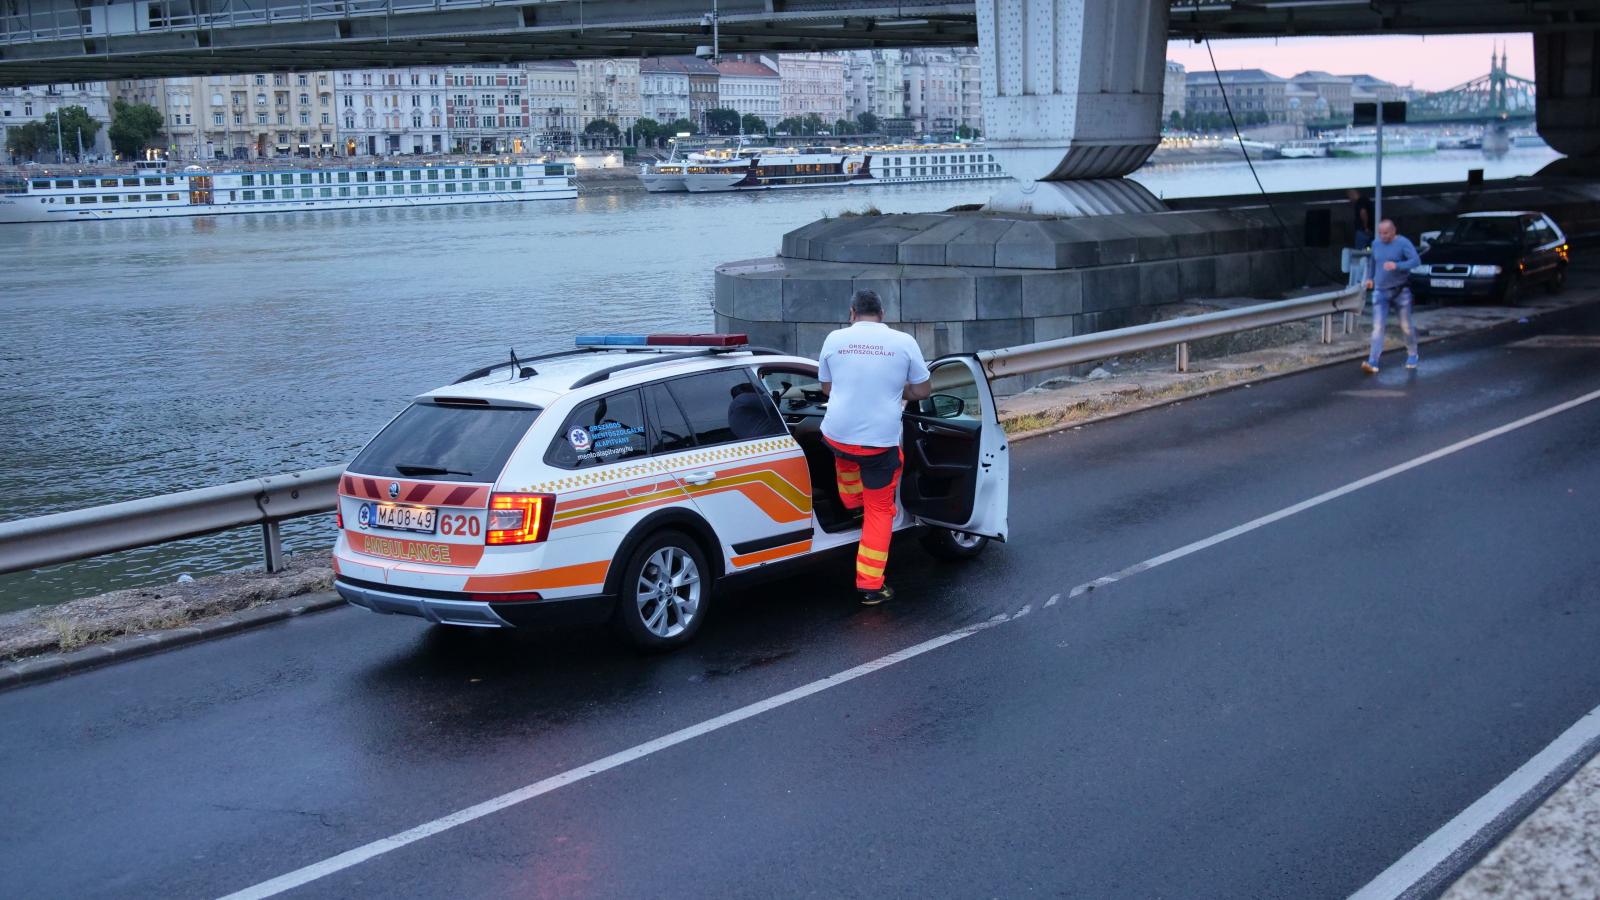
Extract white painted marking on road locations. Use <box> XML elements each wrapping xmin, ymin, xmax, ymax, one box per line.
<box><xmin>220</xmin><ymin>386</ymin><xmax>1600</xmax><ymax>900</ymax></box>
<box><xmin>1045</xmin><ymin>594</ymin><xmax>1061</xmax><ymax>608</ymax></box>
<box><xmin>1347</xmin><ymin>702</ymin><xmax>1600</xmax><ymax>900</ymax></box>
<box><xmin>1051</xmin><ymin>387</ymin><xmax>1600</xmax><ymax>603</ymax></box>
<box><xmin>1014</xmin><ymin>604</ymin><xmax>1032</xmax><ymax>619</ymax></box>
<box><xmin>217</xmin><ymin>612</ymin><xmax>1014</xmax><ymax>900</ymax></box>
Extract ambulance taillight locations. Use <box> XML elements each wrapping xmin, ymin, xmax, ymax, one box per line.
<box><xmin>485</xmin><ymin>493</ymin><xmax>556</xmax><ymax>545</ymax></box>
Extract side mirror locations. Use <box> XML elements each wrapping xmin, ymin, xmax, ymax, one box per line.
<box><xmin>1420</xmin><ymin>230</ymin><xmax>1440</xmax><ymax>249</ymax></box>
<box><xmin>924</xmin><ymin>394</ymin><xmax>965</xmax><ymax>418</ymax></box>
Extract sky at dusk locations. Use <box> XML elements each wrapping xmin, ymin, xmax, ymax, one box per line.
<box><xmin>1164</xmin><ymin>34</ymin><xmax>1534</xmax><ymax>93</ymax></box>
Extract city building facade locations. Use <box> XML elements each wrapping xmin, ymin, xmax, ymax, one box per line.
<box><xmin>712</xmin><ymin>56</ymin><xmax>781</xmax><ymax>127</ymax></box>
<box><xmin>576</xmin><ymin>58</ymin><xmax>642</xmax><ymax>133</ymax></box>
<box><xmin>335</xmin><ymin>68</ymin><xmax>447</xmax><ymax>156</ymax></box>
<box><xmin>1186</xmin><ymin>69</ymin><xmax>1292</xmax><ymax>124</ymax></box>
<box><xmin>956</xmin><ymin>49</ymin><xmax>983</xmax><ymax>132</ymax></box>
<box><xmin>1163</xmin><ymin>61</ymin><xmax>1187</xmax><ymax>125</ymax></box>
<box><xmin>526</xmin><ymin>60</ymin><xmax>580</xmax><ymax>150</ymax></box>
<box><xmin>113</xmin><ymin>72</ymin><xmax>335</xmax><ymax>159</ymax></box>
<box><xmin>1289</xmin><ymin>71</ymin><xmax>1354</xmax><ymax>120</ymax></box>
<box><xmin>775</xmin><ymin>52</ymin><xmax>846</xmax><ymax>125</ymax></box>
<box><xmin>639</xmin><ymin>57</ymin><xmax>693</xmax><ymax>124</ymax></box>
<box><xmin>841</xmin><ymin>50</ymin><xmax>907</xmax><ymax>125</ymax></box>
<box><xmin>0</xmin><ymin>82</ymin><xmax>113</xmax><ymax>159</ymax></box>
<box><xmin>903</xmin><ymin>49</ymin><xmax>961</xmax><ymax>135</ymax></box>
<box><xmin>444</xmin><ymin>65</ymin><xmax>532</xmax><ymax>154</ymax></box>
<box><xmin>685</xmin><ymin>60</ymin><xmax>721</xmax><ymax>133</ymax></box>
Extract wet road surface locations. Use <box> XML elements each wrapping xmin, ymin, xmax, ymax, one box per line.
<box><xmin>4</xmin><ymin>300</ymin><xmax>1600</xmax><ymax>899</ymax></box>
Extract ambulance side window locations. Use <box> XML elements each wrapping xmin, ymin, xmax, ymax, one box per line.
<box><xmin>666</xmin><ymin>370</ymin><xmax>784</xmax><ymax>446</ymax></box>
<box><xmin>645</xmin><ymin>383</ymin><xmax>695</xmax><ymax>455</ymax></box>
<box><xmin>546</xmin><ymin>389</ymin><xmax>649</xmax><ymax>470</ymax></box>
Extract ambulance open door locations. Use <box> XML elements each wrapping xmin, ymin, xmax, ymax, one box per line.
<box><xmin>900</xmin><ymin>356</ymin><xmax>1009</xmax><ymax>541</ymax></box>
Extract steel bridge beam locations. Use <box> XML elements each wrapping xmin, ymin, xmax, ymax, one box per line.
<box><xmin>3</xmin><ymin>0</ymin><xmax>1600</xmax><ymax>86</ymax></box>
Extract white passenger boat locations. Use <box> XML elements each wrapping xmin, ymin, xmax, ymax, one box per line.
<box><xmin>0</xmin><ymin>159</ymin><xmax>576</xmax><ymax>224</ymax></box>
<box><xmin>672</xmin><ymin>144</ymin><xmax>1007</xmax><ymax>193</ymax></box>
<box><xmin>639</xmin><ymin>161</ymin><xmax>689</xmax><ymax>192</ymax></box>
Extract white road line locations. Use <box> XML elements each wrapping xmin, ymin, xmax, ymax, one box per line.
<box><xmin>217</xmin><ymin>614</ymin><xmax>1013</xmax><ymax>900</ymax></box>
<box><xmin>1348</xmin><ymin>703</ymin><xmax>1600</xmax><ymax>900</ymax></box>
<box><xmin>1055</xmin><ymin>386</ymin><xmax>1600</xmax><ymax>600</ymax></box>
<box><xmin>218</xmin><ymin>386</ymin><xmax>1600</xmax><ymax>900</ymax></box>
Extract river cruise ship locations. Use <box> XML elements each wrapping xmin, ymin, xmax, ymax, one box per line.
<box><xmin>0</xmin><ymin>160</ymin><xmax>577</xmax><ymax>224</ymax></box>
<box><xmin>641</xmin><ymin>144</ymin><xmax>1006</xmax><ymax>193</ymax></box>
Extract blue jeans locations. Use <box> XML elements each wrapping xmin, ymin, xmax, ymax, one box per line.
<box><xmin>1368</xmin><ymin>285</ymin><xmax>1418</xmax><ymax>367</ymax></box>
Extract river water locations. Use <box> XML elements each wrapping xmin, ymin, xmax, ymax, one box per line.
<box><xmin>0</xmin><ymin>146</ymin><xmax>1560</xmax><ymax>612</ymax></box>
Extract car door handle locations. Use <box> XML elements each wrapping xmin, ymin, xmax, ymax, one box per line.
<box><xmin>683</xmin><ymin>470</ymin><xmax>717</xmax><ymax>486</ymax></box>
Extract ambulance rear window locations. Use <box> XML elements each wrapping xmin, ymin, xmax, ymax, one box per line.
<box><xmin>349</xmin><ymin>402</ymin><xmax>540</xmax><ymax>483</ymax></box>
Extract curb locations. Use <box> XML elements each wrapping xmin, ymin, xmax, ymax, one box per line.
<box><xmin>0</xmin><ymin>592</ymin><xmax>345</xmax><ymax>693</ymax></box>
<box><xmin>1002</xmin><ymin>295</ymin><xmax>1600</xmax><ymax>444</ymax></box>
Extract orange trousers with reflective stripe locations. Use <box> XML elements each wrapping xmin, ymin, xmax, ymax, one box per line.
<box><xmin>824</xmin><ymin>437</ymin><xmax>902</xmax><ymax>591</ymax></box>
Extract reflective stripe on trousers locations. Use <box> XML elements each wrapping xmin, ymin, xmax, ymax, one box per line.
<box><xmin>824</xmin><ymin>436</ymin><xmax>902</xmax><ymax>591</ymax></box>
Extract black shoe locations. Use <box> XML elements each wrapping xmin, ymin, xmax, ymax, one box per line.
<box><xmin>859</xmin><ymin>585</ymin><xmax>894</xmax><ymax>606</ymax></box>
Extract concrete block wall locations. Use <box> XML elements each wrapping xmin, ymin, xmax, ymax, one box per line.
<box><xmin>717</xmin><ymin>206</ymin><xmax>1316</xmax><ymax>361</ymax></box>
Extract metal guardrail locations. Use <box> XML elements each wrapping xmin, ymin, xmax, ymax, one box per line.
<box><xmin>979</xmin><ymin>261</ymin><xmax>1367</xmax><ymax>380</ymax></box>
<box><xmin>0</xmin><ymin>466</ymin><xmax>342</xmax><ymax>577</ymax></box>
<box><xmin>0</xmin><ymin>258</ymin><xmax>1368</xmax><ymax>579</ymax></box>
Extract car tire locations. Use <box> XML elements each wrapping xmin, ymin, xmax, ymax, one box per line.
<box><xmin>610</xmin><ymin>529</ymin><xmax>711</xmax><ymax>651</ymax></box>
<box><xmin>1546</xmin><ymin>265</ymin><xmax>1568</xmax><ymax>295</ymax></box>
<box><xmin>919</xmin><ymin>527</ymin><xmax>989</xmax><ymax>561</ymax></box>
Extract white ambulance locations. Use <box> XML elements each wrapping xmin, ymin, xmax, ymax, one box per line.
<box><xmin>333</xmin><ymin>334</ymin><xmax>1008</xmax><ymax>649</ymax></box>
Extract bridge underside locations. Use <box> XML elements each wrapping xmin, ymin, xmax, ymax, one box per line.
<box><xmin>2</xmin><ymin>0</ymin><xmax>1600</xmax><ymax>86</ymax></box>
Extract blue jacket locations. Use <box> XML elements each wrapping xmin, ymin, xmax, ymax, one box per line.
<box><xmin>1369</xmin><ymin>235</ymin><xmax>1420</xmax><ymax>291</ymax></box>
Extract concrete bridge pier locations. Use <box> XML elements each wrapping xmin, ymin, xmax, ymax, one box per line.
<box><xmin>1536</xmin><ymin>29</ymin><xmax>1600</xmax><ymax>173</ymax></box>
<box><xmin>978</xmin><ymin>0</ymin><xmax>1170</xmax><ymax>216</ymax></box>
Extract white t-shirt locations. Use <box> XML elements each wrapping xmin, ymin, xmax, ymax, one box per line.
<box><xmin>818</xmin><ymin>321</ymin><xmax>931</xmax><ymax>448</ymax></box>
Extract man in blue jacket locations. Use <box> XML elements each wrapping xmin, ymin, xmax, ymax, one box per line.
<box><xmin>1362</xmin><ymin>218</ymin><xmax>1421</xmax><ymax>374</ymax></box>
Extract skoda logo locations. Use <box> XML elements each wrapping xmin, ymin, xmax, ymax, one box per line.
<box><xmin>388</xmin><ymin>481</ymin><xmax>400</xmax><ymax>499</ymax></box>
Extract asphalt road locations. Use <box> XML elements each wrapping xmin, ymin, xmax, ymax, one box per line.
<box><xmin>5</xmin><ymin>298</ymin><xmax>1600</xmax><ymax>899</ymax></box>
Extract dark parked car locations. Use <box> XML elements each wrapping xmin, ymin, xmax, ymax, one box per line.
<box><xmin>1410</xmin><ymin>212</ymin><xmax>1570</xmax><ymax>304</ymax></box>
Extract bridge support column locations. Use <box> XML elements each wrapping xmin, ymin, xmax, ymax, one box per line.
<box><xmin>978</xmin><ymin>0</ymin><xmax>1170</xmax><ymax>216</ymax></box>
<box><xmin>1535</xmin><ymin>29</ymin><xmax>1600</xmax><ymax>167</ymax></box>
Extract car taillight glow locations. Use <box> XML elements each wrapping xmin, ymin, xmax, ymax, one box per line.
<box><xmin>485</xmin><ymin>492</ymin><xmax>555</xmax><ymax>545</ymax></box>
<box><xmin>336</xmin><ymin>505</ymin><xmax>344</xmax><ymax>530</ymax></box>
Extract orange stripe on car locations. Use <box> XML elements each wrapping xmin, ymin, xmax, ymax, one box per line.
<box><xmin>463</xmin><ymin>560</ymin><xmax>611</xmax><ymax>593</ymax></box>
<box><xmin>731</xmin><ymin>539</ymin><xmax>813</xmax><ymax>568</ymax></box>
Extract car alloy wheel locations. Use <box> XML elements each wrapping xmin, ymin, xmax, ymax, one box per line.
<box><xmin>636</xmin><ymin>546</ymin><xmax>701</xmax><ymax>639</ymax></box>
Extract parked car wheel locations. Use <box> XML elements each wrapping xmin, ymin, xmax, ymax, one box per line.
<box><xmin>611</xmin><ymin>530</ymin><xmax>711</xmax><ymax>651</ymax></box>
<box><xmin>920</xmin><ymin>527</ymin><xmax>989</xmax><ymax>561</ymax></box>
<box><xmin>1546</xmin><ymin>265</ymin><xmax>1568</xmax><ymax>295</ymax></box>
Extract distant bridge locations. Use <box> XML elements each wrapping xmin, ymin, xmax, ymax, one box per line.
<box><xmin>1408</xmin><ymin>50</ymin><xmax>1538</xmax><ymax>124</ymax></box>
<box><xmin>0</xmin><ymin>0</ymin><xmax>1598</xmax><ymax>86</ymax></box>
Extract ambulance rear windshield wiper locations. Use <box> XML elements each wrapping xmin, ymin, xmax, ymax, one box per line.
<box><xmin>394</xmin><ymin>463</ymin><xmax>474</xmax><ymax>477</ymax></box>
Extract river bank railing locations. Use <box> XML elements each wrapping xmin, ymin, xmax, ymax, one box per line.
<box><xmin>0</xmin><ymin>258</ymin><xmax>1367</xmax><ymax>579</ymax></box>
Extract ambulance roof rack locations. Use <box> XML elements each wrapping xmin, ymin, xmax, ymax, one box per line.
<box><xmin>569</xmin><ymin>345</ymin><xmax>784</xmax><ymax>390</ymax></box>
<box><xmin>452</xmin><ymin>347</ymin><xmax>598</xmax><ymax>385</ymax></box>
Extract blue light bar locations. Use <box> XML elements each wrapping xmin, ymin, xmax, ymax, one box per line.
<box><xmin>576</xmin><ymin>334</ymin><xmax>649</xmax><ymax>347</ymax></box>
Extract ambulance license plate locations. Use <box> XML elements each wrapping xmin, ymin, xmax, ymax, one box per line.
<box><xmin>371</xmin><ymin>503</ymin><xmax>437</xmax><ymax>534</ymax></box>
<box><xmin>1430</xmin><ymin>278</ymin><xmax>1465</xmax><ymax>289</ymax></box>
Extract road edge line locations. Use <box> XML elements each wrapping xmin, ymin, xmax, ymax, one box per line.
<box><xmin>1348</xmin><ymin>705</ymin><xmax>1600</xmax><ymax>900</ymax></box>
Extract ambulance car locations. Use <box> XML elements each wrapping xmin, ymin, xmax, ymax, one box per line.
<box><xmin>332</xmin><ymin>334</ymin><xmax>1008</xmax><ymax>649</ymax></box>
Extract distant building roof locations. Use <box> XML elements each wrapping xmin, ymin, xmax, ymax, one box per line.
<box><xmin>1339</xmin><ymin>73</ymin><xmax>1399</xmax><ymax>88</ymax></box>
<box><xmin>1186</xmin><ymin>68</ymin><xmax>1286</xmax><ymax>85</ymax></box>
<box><xmin>1291</xmin><ymin>70</ymin><xmax>1351</xmax><ymax>84</ymax></box>
<box><xmin>641</xmin><ymin>56</ymin><xmax>721</xmax><ymax>76</ymax></box>
<box><xmin>523</xmin><ymin>59</ymin><xmax>577</xmax><ymax>70</ymax></box>
<box><xmin>1166</xmin><ymin>60</ymin><xmax>1186</xmax><ymax>73</ymax></box>
<box><xmin>713</xmin><ymin>58</ymin><xmax>779</xmax><ymax>78</ymax></box>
